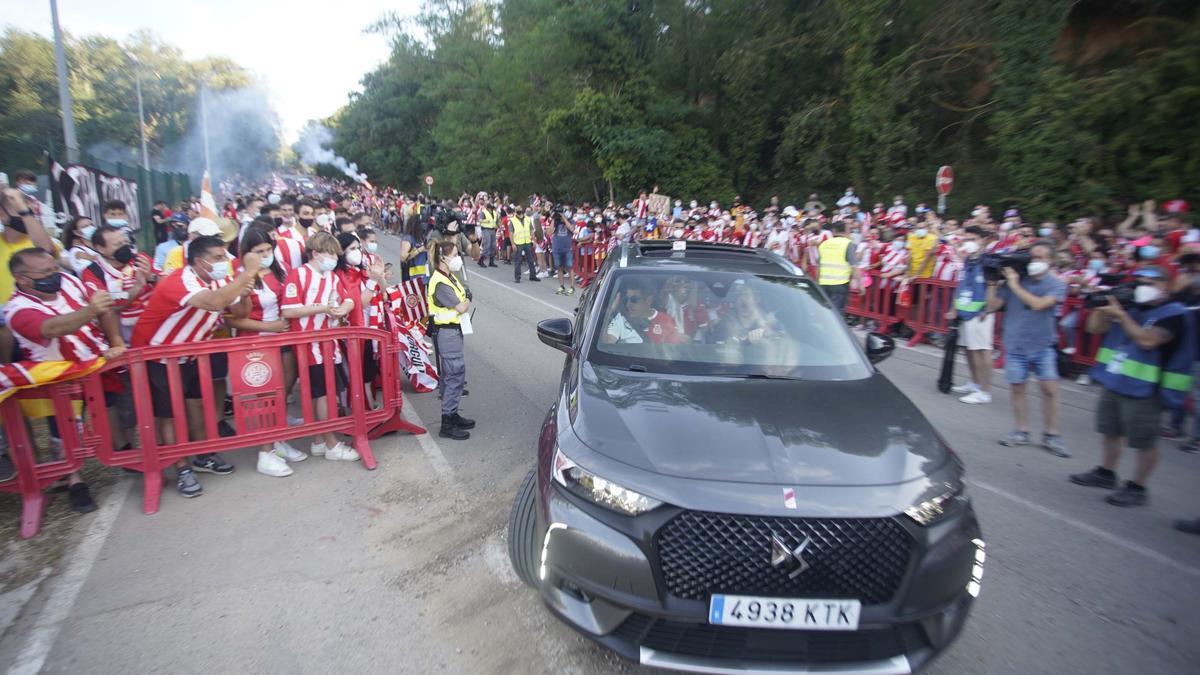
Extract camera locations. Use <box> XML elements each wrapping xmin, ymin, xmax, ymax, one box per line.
<box><xmin>430</xmin><ymin>205</ymin><xmax>463</xmax><ymax>233</ymax></box>
<box><xmin>1083</xmin><ymin>275</ymin><xmax>1137</xmax><ymax>309</ymax></box>
<box><xmin>981</xmin><ymin>251</ymin><xmax>1031</xmax><ymax>282</ymax></box>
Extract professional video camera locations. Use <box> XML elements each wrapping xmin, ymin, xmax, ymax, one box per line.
<box><xmin>980</xmin><ymin>250</ymin><xmax>1031</xmax><ymax>282</ymax></box>
<box><xmin>1083</xmin><ymin>274</ymin><xmax>1137</xmax><ymax>309</ymax></box>
<box><xmin>429</xmin><ymin>204</ymin><xmax>464</xmax><ymax>233</ymax></box>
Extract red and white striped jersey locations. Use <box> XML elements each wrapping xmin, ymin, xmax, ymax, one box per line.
<box><xmin>4</xmin><ymin>274</ymin><xmax>109</xmax><ymax>362</ymax></box>
<box><xmin>741</xmin><ymin>231</ymin><xmax>765</xmax><ymax>248</ymax></box>
<box><xmin>856</xmin><ymin>239</ymin><xmax>883</xmax><ymax>271</ymax></box>
<box><xmin>130</xmin><ymin>267</ymin><xmax>230</xmax><ymax>350</ymax></box>
<box><xmin>237</xmin><ymin>272</ymin><xmax>285</xmax><ymax>336</ymax></box>
<box><xmin>276</xmin><ymin>236</ymin><xmax>305</xmax><ymax>272</ymax></box>
<box><xmin>79</xmin><ymin>254</ymin><xmax>155</xmax><ymax>327</ymax></box>
<box><xmin>878</xmin><ymin>246</ymin><xmax>910</xmax><ymax>288</ymax></box>
<box><xmin>635</xmin><ymin>198</ymin><xmax>649</xmax><ymax>218</ymax></box>
<box><xmin>932</xmin><ymin>245</ymin><xmax>963</xmax><ymax>282</ymax></box>
<box><xmin>281</xmin><ymin>264</ymin><xmax>344</xmax><ymax>365</ymax></box>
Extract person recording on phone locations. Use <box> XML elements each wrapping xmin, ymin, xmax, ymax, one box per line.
<box><xmin>985</xmin><ymin>242</ymin><xmax>1068</xmax><ymax>456</ymax></box>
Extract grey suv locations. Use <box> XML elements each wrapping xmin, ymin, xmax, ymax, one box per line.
<box><xmin>508</xmin><ymin>241</ymin><xmax>983</xmax><ymax>674</ymax></box>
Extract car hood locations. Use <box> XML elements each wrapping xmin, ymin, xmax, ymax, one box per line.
<box><xmin>569</xmin><ymin>364</ymin><xmax>946</xmax><ymax>486</ymax></box>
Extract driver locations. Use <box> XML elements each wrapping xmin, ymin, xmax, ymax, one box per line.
<box><xmin>711</xmin><ymin>284</ymin><xmax>781</xmax><ymax>344</ymax></box>
<box><xmin>602</xmin><ymin>279</ymin><xmax>683</xmax><ymax>345</ymax></box>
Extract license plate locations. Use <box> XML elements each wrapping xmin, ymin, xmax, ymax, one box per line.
<box><xmin>708</xmin><ymin>594</ymin><xmax>861</xmax><ymax>631</ymax></box>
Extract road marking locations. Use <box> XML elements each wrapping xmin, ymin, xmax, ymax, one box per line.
<box><xmin>469</xmin><ymin>272</ymin><xmax>573</xmax><ymax>317</ymax></box>
<box><xmin>8</xmin><ymin>478</ymin><xmax>132</xmax><ymax>675</ymax></box>
<box><xmin>973</xmin><ymin>479</ymin><xmax>1200</xmax><ymax>580</ymax></box>
<box><xmin>399</xmin><ymin>403</ymin><xmax>454</xmax><ymax>480</ymax></box>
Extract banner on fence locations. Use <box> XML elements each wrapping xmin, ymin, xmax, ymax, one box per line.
<box><xmin>47</xmin><ymin>157</ymin><xmax>142</xmax><ymax>232</ymax></box>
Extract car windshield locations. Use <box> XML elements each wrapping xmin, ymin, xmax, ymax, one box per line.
<box><xmin>588</xmin><ymin>270</ymin><xmax>872</xmax><ymax>380</ymax></box>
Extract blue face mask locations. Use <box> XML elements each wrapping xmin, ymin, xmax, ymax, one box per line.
<box><xmin>19</xmin><ymin>184</ymin><xmax>38</xmax><ymax>196</ymax></box>
<box><xmin>1087</xmin><ymin>259</ymin><xmax>1106</xmax><ymax>272</ymax></box>
<box><xmin>1140</xmin><ymin>245</ymin><xmax>1161</xmax><ymax>260</ymax></box>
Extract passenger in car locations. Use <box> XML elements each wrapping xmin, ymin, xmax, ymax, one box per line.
<box><xmin>602</xmin><ymin>279</ymin><xmax>684</xmax><ymax>345</ymax></box>
<box><xmin>658</xmin><ymin>275</ymin><xmax>714</xmax><ymax>340</ymax></box>
<box><xmin>710</xmin><ymin>284</ymin><xmax>781</xmax><ymax>344</ymax></box>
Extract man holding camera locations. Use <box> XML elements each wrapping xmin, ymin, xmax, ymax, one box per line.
<box><xmin>1070</xmin><ymin>266</ymin><xmax>1194</xmax><ymax>506</ymax></box>
<box><xmin>986</xmin><ymin>242</ymin><xmax>1069</xmax><ymax>456</ymax></box>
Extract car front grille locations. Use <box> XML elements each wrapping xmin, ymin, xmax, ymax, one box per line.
<box><xmin>614</xmin><ymin>612</ymin><xmax>922</xmax><ymax>663</ymax></box>
<box><xmin>655</xmin><ymin>511</ymin><xmax>913</xmax><ymax>604</ymax></box>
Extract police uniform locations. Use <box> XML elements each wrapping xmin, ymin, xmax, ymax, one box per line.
<box><xmin>818</xmin><ymin>235</ymin><xmax>854</xmax><ymax>315</ymax></box>
<box><xmin>479</xmin><ymin>208</ymin><xmax>499</xmax><ymax>267</ymax></box>
<box><xmin>510</xmin><ymin>214</ymin><xmax>537</xmax><ymax>282</ymax></box>
<box><xmin>427</xmin><ymin>269</ymin><xmax>475</xmax><ymax>438</ymax></box>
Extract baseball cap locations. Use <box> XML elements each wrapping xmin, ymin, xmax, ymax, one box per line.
<box><xmin>187</xmin><ymin>217</ymin><xmax>220</xmax><ymax>236</ymax></box>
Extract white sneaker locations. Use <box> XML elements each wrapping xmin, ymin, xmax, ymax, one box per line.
<box><xmin>325</xmin><ymin>442</ymin><xmax>360</xmax><ymax>462</ymax></box>
<box><xmin>959</xmin><ymin>391</ymin><xmax>993</xmax><ymax>404</ymax></box>
<box><xmin>311</xmin><ymin>441</ymin><xmax>328</xmax><ymax>457</ymax></box>
<box><xmin>950</xmin><ymin>382</ymin><xmax>978</xmax><ymax>395</ymax></box>
<box><xmin>287</xmin><ymin>416</ymin><xmax>305</xmax><ymax>427</ymax></box>
<box><xmin>1076</xmin><ymin>374</ymin><xmax>1091</xmax><ymax>385</ymax></box>
<box><xmin>257</xmin><ymin>451</ymin><xmax>293</xmax><ymax>477</ymax></box>
<box><xmin>273</xmin><ymin>441</ymin><xmax>308</xmax><ymax>463</ymax></box>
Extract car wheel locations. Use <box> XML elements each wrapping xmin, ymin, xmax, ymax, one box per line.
<box><xmin>507</xmin><ymin>466</ymin><xmax>540</xmax><ymax>588</ymax></box>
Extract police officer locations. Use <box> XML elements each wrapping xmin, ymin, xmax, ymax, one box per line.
<box><xmin>427</xmin><ymin>240</ymin><xmax>476</xmax><ymax>440</ymax></box>
<box><xmin>1071</xmin><ymin>266</ymin><xmax>1195</xmax><ymax>506</ymax></box>
<box><xmin>817</xmin><ymin>219</ymin><xmax>858</xmax><ymax>315</ymax></box>
<box><xmin>509</xmin><ymin>206</ymin><xmax>539</xmax><ymax>283</ymax></box>
<box><xmin>478</xmin><ymin>201</ymin><xmax>499</xmax><ymax>268</ymax></box>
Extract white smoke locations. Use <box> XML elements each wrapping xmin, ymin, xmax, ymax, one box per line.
<box><xmin>295</xmin><ymin>123</ymin><xmax>368</xmax><ymax>184</ymax></box>
<box><xmin>157</xmin><ymin>84</ymin><xmax>284</xmax><ymax>188</ymax></box>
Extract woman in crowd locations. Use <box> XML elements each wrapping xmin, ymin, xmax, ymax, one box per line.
<box><xmin>60</xmin><ymin>215</ymin><xmax>97</xmax><ymax>274</ymax></box>
<box><xmin>281</xmin><ymin>232</ymin><xmax>359</xmax><ymax>462</ymax></box>
<box><xmin>226</xmin><ymin>226</ymin><xmax>306</xmax><ymax>476</ymax></box>
<box><xmin>399</xmin><ymin>215</ymin><xmax>429</xmax><ymax>282</ymax></box>
<box><xmin>427</xmin><ymin>240</ymin><xmax>475</xmax><ymax>441</ymax></box>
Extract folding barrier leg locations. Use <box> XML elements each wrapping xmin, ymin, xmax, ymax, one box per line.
<box><xmin>368</xmin><ymin>409</ymin><xmax>427</xmax><ymax>439</ymax></box>
<box><xmin>142</xmin><ymin>470</ymin><xmax>163</xmax><ymax>516</ymax></box>
<box><xmin>19</xmin><ymin>492</ymin><xmax>46</xmax><ymax>540</ymax></box>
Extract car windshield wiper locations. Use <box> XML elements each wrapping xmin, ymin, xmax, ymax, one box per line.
<box><xmin>726</xmin><ymin>372</ymin><xmax>803</xmax><ymax>381</ymax></box>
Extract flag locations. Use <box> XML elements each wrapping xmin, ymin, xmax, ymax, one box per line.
<box><xmin>0</xmin><ymin>359</ymin><xmax>106</xmax><ymax>417</ymax></box>
<box><xmin>395</xmin><ymin>322</ymin><xmax>439</xmax><ymax>393</ymax></box>
<box><xmin>387</xmin><ymin>278</ymin><xmax>429</xmax><ymax>326</ymax></box>
<box><xmin>199</xmin><ymin>171</ymin><xmax>220</xmax><ymax>221</ymax></box>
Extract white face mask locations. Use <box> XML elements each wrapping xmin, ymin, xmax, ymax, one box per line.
<box><xmin>206</xmin><ymin>260</ymin><xmax>231</xmax><ymax>281</ymax></box>
<box><xmin>1134</xmin><ymin>285</ymin><xmax>1163</xmax><ymax>304</ymax></box>
<box><xmin>961</xmin><ymin>240</ymin><xmax>980</xmax><ymax>255</ymax></box>
<box><xmin>672</xmin><ymin>228</ymin><xmax>684</xmax><ymax>239</ymax></box>
<box><xmin>345</xmin><ymin>249</ymin><xmax>363</xmax><ymax>266</ymax></box>
<box><xmin>259</xmin><ymin>253</ymin><xmax>275</xmax><ymax>268</ymax></box>
<box><xmin>1027</xmin><ymin>261</ymin><xmax>1049</xmax><ymax>276</ymax></box>
<box><xmin>1039</xmin><ymin>227</ymin><xmax>1054</xmax><ymax>237</ymax></box>
<box><xmin>447</xmin><ymin>255</ymin><xmax>464</xmax><ymax>272</ymax></box>
<box><xmin>915</xmin><ymin>228</ymin><xmax>928</xmax><ymax>238</ymax></box>
<box><xmin>316</xmin><ymin>214</ymin><xmax>332</xmax><ymax>228</ymax></box>
<box><xmin>366</xmin><ymin>242</ymin><xmax>378</xmax><ymax>254</ymax></box>
<box><xmin>317</xmin><ymin>256</ymin><xmax>337</xmax><ymax>273</ymax></box>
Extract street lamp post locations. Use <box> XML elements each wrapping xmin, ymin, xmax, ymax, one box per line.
<box><xmin>49</xmin><ymin>0</ymin><xmax>79</xmax><ymax>163</ymax></box>
<box><xmin>131</xmin><ymin>54</ymin><xmax>150</xmax><ymax>171</ymax></box>
<box><xmin>199</xmin><ymin>82</ymin><xmax>211</xmax><ymax>175</ymax></box>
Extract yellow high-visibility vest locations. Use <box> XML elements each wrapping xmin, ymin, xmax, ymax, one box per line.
<box><xmin>818</xmin><ymin>236</ymin><xmax>852</xmax><ymax>285</ymax></box>
<box><xmin>480</xmin><ymin>209</ymin><xmax>498</xmax><ymax>229</ymax></box>
<box><xmin>511</xmin><ymin>215</ymin><xmax>533</xmax><ymax>245</ymax></box>
<box><xmin>426</xmin><ymin>270</ymin><xmax>466</xmax><ymax>326</ymax></box>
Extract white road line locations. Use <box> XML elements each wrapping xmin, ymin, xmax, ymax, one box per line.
<box><xmin>399</xmin><ymin>403</ymin><xmax>455</xmax><ymax>480</ymax></box>
<box><xmin>8</xmin><ymin>479</ymin><xmax>132</xmax><ymax>675</ymax></box>
<box><xmin>469</xmin><ymin>272</ymin><xmax>573</xmax><ymax>317</ymax></box>
<box><xmin>973</xmin><ymin>479</ymin><xmax>1200</xmax><ymax>579</ymax></box>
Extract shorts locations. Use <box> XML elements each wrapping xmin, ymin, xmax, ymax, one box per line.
<box><xmin>552</xmin><ymin>247</ymin><xmax>574</xmax><ymax>272</ymax></box>
<box><xmin>961</xmin><ymin>313</ymin><xmax>995</xmax><ymax>351</ymax></box>
<box><xmin>146</xmin><ymin>355</ymin><xmax>229</xmax><ymax>418</ymax></box>
<box><xmin>1096</xmin><ymin>388</ymin><xmax>1161</xmax><ymax>449</ymax></box>
<box><xmin>306</xmin><ymin>362</ymin><xmax>345</xmax><ymax>399</ymax></box>
<box><xmin>1004</xmin><ymin>347</ymin><xmax>1058</xmax><ymax>384</ymax></box>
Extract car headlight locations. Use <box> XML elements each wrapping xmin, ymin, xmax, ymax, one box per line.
<box><xmin>553</xmin><ymin>448</ymin><xmax>663</xmax><ymax>516</ymax></box>
<box><xmin>904</xmin><ymin>480</ymin><xmax>966</xmax><ymax>526</ymax></box>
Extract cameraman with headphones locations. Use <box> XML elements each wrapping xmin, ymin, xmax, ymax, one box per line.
<box><xmin>1071</xmin><ymin>265</ymin><xmax>1194</xmax><ymax>507</ymax></box>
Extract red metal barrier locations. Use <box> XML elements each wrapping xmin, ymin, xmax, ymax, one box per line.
<box><xmin>903</xmin><ymin>279</ymin><xmax>958</xmax><ymax>347</ymax></box>
<box><xmin>573</xmin><ymin>241</ymin><xmax>604</xmax><ymax>288</ymax></box>
<box><xmin>1058</xmin><ymin>296</ymin><xmax>1103</xmax><ymax>366</ymax></box>
<box><xmin>0</xmin><ymin>379</ymin><xmax>100</xmax><ymax>538</ymax></box>
<box><xmin>846</xmin><ymin>272</ymin><xmax>908</xmax><ymax>333</ymax></box>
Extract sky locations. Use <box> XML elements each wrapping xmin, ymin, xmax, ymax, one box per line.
<box><xmin>5</xmin><ymin>0</ymin><xmax>419</xmax><ymax>142</ymax></box>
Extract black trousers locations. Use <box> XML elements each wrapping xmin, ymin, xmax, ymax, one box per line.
<box><xmin>513</xmin><ymin>244</ymin><xmax>536</xmax><ymax>280</ymax></box>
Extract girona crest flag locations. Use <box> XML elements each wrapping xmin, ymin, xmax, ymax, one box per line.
<box><xmin>199</xmin><ymin>171</ymin><xmax>220</xmax><ymax>221</ymax></box>
<box><xmin>387</xmin><ymin>278</ymin><xmax>429</xmax><ymax>325</ymax></box>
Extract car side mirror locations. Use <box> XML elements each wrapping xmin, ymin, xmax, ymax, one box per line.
<box><xmin>538</xmin><ymin>318</ymin><xmax>574</xmax><ymax>354</ymax></box>
<box><xmin>866</xmin><ymin>332</ymin><xmax>895</xmax><ymax>364</ymax></box>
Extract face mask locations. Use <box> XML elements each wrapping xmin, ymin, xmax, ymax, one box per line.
<box><xmin>1140</xmin><ymin>245</ymin><xmax>1161</xmax><ymax>260</ymax></box>
<box><xmin>1039</xmin><ymin>227</ymin><xmax>1054</xmax><ymax>237</ymax></box>
<box><xmin>19</xmin><ymin>184</ymin><xmax>38</xmax><ymax>197</ymax></box>
<box><xmin>891</xmin><ymin>240</ymin><xmax>904</xmax><ymax>250</ymax></box>
<box><xmin>345</xmin><ymin>249</ymin><xmax>363</xmax><ymax>266</ymax></box>
<box><xmin>672</xmin><ymin>228</ymin><xmax>684</xmax><ymax>239</ymax></box>
<box><xmin>273</xmin><ymin>216</ymin><xmax>284</xmax><ymax>227</ymax></box>
<box><xmin>894</xmin><ymin>200</ymin><xmax>902</xmax><ymax>206</ymax></box>
<box><xmin>113</xmin><ymin>244</ymin><xmax>135</xmax><ymax>265</ymax></box>
<box><xmin>6</xmin><ymin>214</ymin><xmax>28</xmax><ymax>234</ymax></box>
<box><xmin>366</xmin><ymin>242</ymin><xmax>378</xmax><ymax>254</ymax></box>
<box><xmin>1088</xmin><ymin>259</ymin><xmax>1105</xmax><ymax>272</ymax></box>
<box><xmin>299</xmin><ymin>217</ymin><xmax>315</xmax><ymax>228</ymax></box>
<box><xmin>106</xmin><ymin>218</ymin><xmax>128</xmax><ymax>228</ymax></box>
<box><xmin>1000</xmin><ymin>222</ymin><xmax>1012</xmax><ymax>232</ymax></box>
<box><xmin>78</xmin><ymin>225</ymin><xmax>97</xmax><ymax>242</ymax></box>
<box><xmin>1027</xmin><ymin>261</ymin><xmax>1049</xmax><ymax>276</ymax></box>
<box><xmin>207</xmin><ymin>260</ymin><xmax>231</xmax><ymax>281</ymax></box>
<box><xmin>30</xmin><ymin>272</ymin><xmax>63</xmax><ymax>294</ymax></box>
<box><xmin>1134</xmin><ymin>285</ymin><xmax>1163</xmax><ymax>305</ymax></box>
<box><xmin>172</xmin><ymin>229</ymin><xmax>188</xmax><ymax>242</ymax></box>
<box><xmin>316</xmin><ymin>214</ymin><xmax>332</xmax><ymax>228</ymax></box>
<box><xmin>260</xmin><ymin>253</ymin><xmax>275</xmax><ymax>268</ymax></box>
<box><xmin>690</xmin><ymin>202</ymin><xmax>697</xmax><ymax>209</ymax></box>
<box><xmin>915</xmin><ymin>228</ymin><xmax>928</xmax><ymax>238</ymax></box>
<box><xmin>318</xmin><ymin>256</ymin><xmax>337</xmax><ymax>273</ymax></box>
<box><xmin>961</xmin><ymin>240</ymin><xmax>980</xmax><ymax>255</ymax></box>
<box><xmin>447</xmin><ymin>255</ymin><xmax>464</xmax><ymax>272</ymax></box>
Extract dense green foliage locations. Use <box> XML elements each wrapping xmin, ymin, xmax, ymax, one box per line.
<box><xmin>332</xmin><ymin>0</ymin><xmax>1199</xmax><ymax>220</ymax></box>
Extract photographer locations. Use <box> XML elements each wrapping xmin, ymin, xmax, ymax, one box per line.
<box><xmin>1070</xmin><ymin>266</ymin><xmax>1194</xmax><ymax>506</ymax></box>
<box><xmin>549</xmin><ymin>208</ymin><xmax>576</xmax><ymax>296</ymax></box>
<box><xmin>986</xmin><ymin>242</ymin><xmax>1069</xmax><ymax>456</ymax></box>
<box><xmin>427</xmin><ymin>207</ymin><xmax>473</xmax><ymax>291</ymax></box>
<box><xmin>946</xmin><ymin>226</ymin><xmax>994</xmax><ymax>404</ymax></box>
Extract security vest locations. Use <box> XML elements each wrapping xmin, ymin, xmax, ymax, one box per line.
<box><xmin>818</xmin><ymin>236</ymin><xmax>852</xmax><ymax>286</ymax></box>
<box><xmin>480</xmin><ymin>209</ymin><xmax>498</xmax><ymax>229</ymax></box>
<box><xmin>954</xmin><ymin>257</ymin><xmax>988</xmax><ymax>320</ymax></box>
<box><xmin>1093</xmin><ymin>301</ymin><xmax>1195</xmax><ymax>408</ymax></box>
<box><xmin>511</xmin><ymin>215</ymin><xmax>533</xmax><ymax>245</ymax></box>
<box><xmin>426</xmin><ymin>270</ymin><xmax>466</xmax><ymax>326</ymax></box>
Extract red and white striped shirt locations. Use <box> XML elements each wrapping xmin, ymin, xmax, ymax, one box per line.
<box><xmin>634</xmin><ymin>198</ymin><xmax>649</xmax><ymax>219</ymax></box>
<box><xmin>878</xmin><ymin>246</ymin><xmax>910</xmax><ymax>288</ymax></box>
<box><xmin>5</xmin><ymin>274</ymin><xmax>109</xmax><ymax>362</ymax></box>
<box><xmin>237</xmin><ymin>272</ymin><xmax>285</xmax><ymax>336</ymax></box>
<box><xmin>131</xmin><ymin>267</ymin><xmax>229</xmax><ymax>349</ymax></box>
<box><xmin>281</xmin><ymin>264</ymin><xmax>345</xmax><ymax>365</ymax></box>
<box><xmin>276</xmin><ymin>236</ymin><xmax>305</xmax><ymax>272</ymax></box>
<box><xmin>80</xmin><ymin>254</ymin><xmax>155</xmax><ymax>327</ymax></box>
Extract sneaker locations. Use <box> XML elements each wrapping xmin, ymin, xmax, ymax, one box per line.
<box><xmin>959</xmin><ymin>391</ymin><xmax>992</xmax><ymax>405</ymax></box>
<box><xmin>273</xmin><ymin>441</ymin><xmax>308</xmax><ymax>462</ymax></box>
<box><xmin>1069</xmin><ymin>466</ymin><xmax>1118</xmax><ymax>489</ymax></box>
<box><xmin>1075</xmin><ymin>374</ymin><xmax>1091</xmax><ymax>386</ymax></box>
<box><xmin>288</xmin><ymin>416</ymin><xmax>305</xmax><ymax>427</ymax></box>
<box><xmin>537</xmin><ymin>270</ymin><xmax>549</xmax><ymax>279</ymax></box>
<box><xmin>1105</xmin><ymin>481</ymin><xmax>1148</xmax><ymax>507</ymax></box>
<box><xmin>176</xmin><ymin>468</ymin><xmax>203</xmax><ymax>498</ymax></box>
<box><xmin>191</xmin><ymin>454</ymin><xmax>234</xmax><ymax>475</ymax></box>
<box><xmin>1160</xmin><ymin>426</ymin><xmax>1182</xmax><ymax>439</ymax></box>
<box><xmin>555</xmin><ymin>286</ymin><xmax>566</xmax><ymax>295</ymax></box>
<box><xmin>1180</xmin><ymin>439</ymin><xmax>1200</xmax><ymax>454</ymax></box>
<box><xmin>1042</xmin><ymin>434</ymin><xmax>1070</xmax><ymax>458</ymax></box>
<box><xmin>325</xmin><ymin>442</ymin><xmax>360</xmax><ymax>462</ymax></box>
<box><xmin>311</xmin><ymin>441</ymin><xmax>328</xmax><ymax>457</ymax></box>
<box><xmin>999</xmin><ymin>431</ymin><xmax>1032</xmax><ymax>447</ymax></box>
<box><xmin>68</xmin><ymin>483</ymin><xmax>97</xmax><ymax>514</ymax></box>
<box><xmin>257</xmin><ymin>451</ymin><xmax>294</xmax><ymax>477</ymax></box>
<box><xmin>566</xmin><ymin>287</ymin><xmax>575</xmax><ymax>296</ymax></box>
<box><xmin>1174</xmin><ymin>518</ymin><xmax>1200</xmax><ymax>535</ymax></box>
<box><xmin>950</xmin><ymin>382</ymin><xmax>978</xmax><ymax>395</ymax></box>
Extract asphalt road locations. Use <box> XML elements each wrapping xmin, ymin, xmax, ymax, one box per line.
<box><xmin>2</xmin><ymin>231</ymin><xmax>1199</xmax><ymax>674</ymax></box>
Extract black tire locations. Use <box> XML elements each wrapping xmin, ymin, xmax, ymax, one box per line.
<box><xmin>508</xmin><ymin>466</ymin><xmax>540</xmax><ymax>588</ymax></box>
